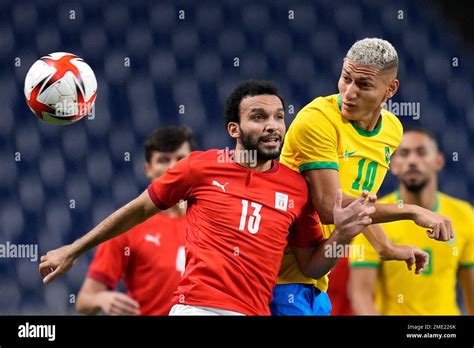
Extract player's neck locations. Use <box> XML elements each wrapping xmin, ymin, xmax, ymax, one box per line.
<box><xmin>354</xmin><ymin>107</ymin><xmax>382</xmax><ymax>131</ymax></box>
<box><xmin>238</xmin><ymin>157</ymin><xmax>273</xmax><ymax>172</ymax></box>
<box><xmin>234</xmin><ymin>144</ymin><xmax>273</xmax><ymax>172</ymax></box>
<box><xmin>399</xmin><ymin>179</ymin><xmax>438</xmax><ymax>211</ymax></box>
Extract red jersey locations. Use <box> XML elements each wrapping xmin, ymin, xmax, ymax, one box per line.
<box><xmin>87</xmin><ymin>212</ymin><xmax>186</xmax><ymax>315</ymax></box>
<box><xmin>328</xmin><ymin>257</ymin><xmax>354</xmax><ymax>315</ymax></box>
<box><xmin>147</xmin><ymin>149</ymin><xmax>324</xmax><ymax>315</ymax></box>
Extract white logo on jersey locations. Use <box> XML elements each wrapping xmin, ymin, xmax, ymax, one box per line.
<box><xmin>212</xmin><ymin>180</ymin><xmax>229</xmax><ymax>192</ymax></box>
<box><xmin>144</xmin><ymin>233</ymin><xmax>161</xmax><ymax>246</ymax></box>
<box><xmin>275</xmin><ymin>192</ymin><xmax>289</xmax><ymax>212</ymax></box>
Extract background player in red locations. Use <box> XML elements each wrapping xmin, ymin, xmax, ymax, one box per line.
<box><xmin>75</xmin><ymin>126</ymin><xmax>195</xmax><ymax>315</ymax></box>
<box><xmin>39</xmin><ymin>80</ymin><xmax>379</xmax><ymax>315</ymax></box>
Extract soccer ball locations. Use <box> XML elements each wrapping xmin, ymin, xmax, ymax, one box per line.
<box><xmin>24</xmin><ymin>52</ymin><xmax>97</xmax><ymax>125</ymax></box>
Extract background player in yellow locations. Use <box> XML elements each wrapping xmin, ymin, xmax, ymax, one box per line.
<box><xmin>349</xmin><ymin>129</ymin><xmax>474</xmax><ymax>315</ymax></box>
<box><xmin>271</xmin><ymin>38</ymin><xmax>453</xmax><ymax>316</ymax></box>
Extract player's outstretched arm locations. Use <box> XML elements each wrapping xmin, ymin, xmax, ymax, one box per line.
<box><xmin>39</xmin><ymin>190</ymin><xmax>160</xmax><ymax>284</ymax></box>
<box><xmin>304</xmin><ymin>169</ymin><xmax>453</xmax><ymax>242</ymax></box>
<box><xmin>301</xmin><ymin>169</ymin><xmax>430</xmax><ymax>274</ymax></box>
<box><xmin>368</xmin><ymin>203</ymin><xmax>453</xmax><ymax>241</ymax></box>
<box><xmin>292</xmin><ymin>190</ymin><xmax>374</xmax><ymax>280</ymax></box>
<box><xmin>362</xmin><ymin>224</ymin><xmax>428</xmax><ymax>274</ymax></box>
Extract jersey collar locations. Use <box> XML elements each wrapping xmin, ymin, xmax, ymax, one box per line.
<box><xmin>232</xmin><ymin>159</ymin><xmax>280</xmax><ymax>174</ymax></box>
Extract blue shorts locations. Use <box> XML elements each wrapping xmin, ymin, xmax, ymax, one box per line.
<box><xmin>270</xmin><ymin>283</ymin><xmax>332</xmax><ymax>316</ymax></box>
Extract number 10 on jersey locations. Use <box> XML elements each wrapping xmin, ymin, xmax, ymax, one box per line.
<box><xmin>352</xmin><ymin>159</ymin><xmax>378</xmax><ymax>191</ymax></box>
<box><xmin>239</xmin><ymin>200</ymin><xmax>262</xmax><ymax>234</ymax></box>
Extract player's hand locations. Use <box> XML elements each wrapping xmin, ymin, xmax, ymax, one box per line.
<box><xmin>382</xmin><ymin>244</ymin><xmax>429</xmax><ymax>274</ymax></box>
<box><xmin>97</xmin><ymin>291</ymin><xmax>141</xmax><ymax>316</ymax></box>
<box><xmin>412</xmin><ymin>205</ymin><xmax>454</xmax><ymax>241</ymax></box>
<box><xmin>39</xmin><ymin>245</ymin><xmax>77</xmax><ymax>284</ymax></box>
<box><xmin>333</xmin><ymin>189</ymin><xmax>376</xmax><ymax>243</ymax></box>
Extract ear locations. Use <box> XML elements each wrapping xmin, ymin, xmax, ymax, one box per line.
<box><xmin>434</xmin><ymin>152</ymin><xmax>445</xmax><ymax>172</ymax></box>
<box><xmin>227</xmin><ymin>122</ymin><xmax>240</xmax><ymax>140</ymax></box>
<box><xmin>386</xmin><ymin>79</ymin><xmax>400</xmax><ymax>99</ymax></box>
<box><xmin>144</xmin><ymin>162</ymin><xmax>152</xmax><ymax>180</ymax></box>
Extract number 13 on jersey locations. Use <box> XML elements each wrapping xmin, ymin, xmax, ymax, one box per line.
<box><xmin>239</xmin><ymin>199</ymin><xmax>262</xmax><ymax>234</ymax></box>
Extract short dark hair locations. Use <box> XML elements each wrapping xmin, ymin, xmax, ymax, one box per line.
<box><xmin>144</xmin><ymin>125</ymin><xmax>196</xmax><ymax>162</ymax></box>
<box><xmin>403</xmin><ymin>127</ymin><xmax>439</xmax><ymax>148</ymax></box>
<box><xmin>224</xmin><ymin>80</ymin><xmax>285</xmax><ymax>128</ymax></box>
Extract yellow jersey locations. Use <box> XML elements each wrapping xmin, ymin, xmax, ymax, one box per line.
<box><xmin>349</xmin><ymin>192</ymin><xmax>474</xmax><ymax>315</ymax></box>
<box><xmin>278</xmin><ymin>94</ymin><xmax>403</xmax><ymax>291</ymax></box>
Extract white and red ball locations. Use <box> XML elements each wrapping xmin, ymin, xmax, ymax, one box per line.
<box><xmin>24</xmin><ymin>52</ymin><xmax>97</xmax><ymax>125</ymax></box>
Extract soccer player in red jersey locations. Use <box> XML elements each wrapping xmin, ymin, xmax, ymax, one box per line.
<box><xmin>39</xmin><ymin>80</ymin><xmax>376</xmax><ymax>315</ymax></box>
<box><xmin>75</xmin><ymin>126</ymin><xmax>195</xmax><ymax>315</ymax></box>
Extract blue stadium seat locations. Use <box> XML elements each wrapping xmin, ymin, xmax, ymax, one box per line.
<box><xmin>241</xmin><ymin>52</ymin><xmax>269</xmax><ymax>78</ymax></box>
<box><xmin>19</xmin><ymin>175</ymin><xmax>45</xmax><ymax>213</ymax></box>
<box><xmin>218</xmin><ymin>28</ymin><xmax>247</xmax><ymax>58</ymax></box>
<box><xmin>242</xmin><ymin>4</ymin><xmax>270</xmax><ymax>33</ymax></box>
<box><xmin>39</xmin><ymin>150</ymin><xmax>66</xmax><ymax>189</ymax></box>
<box><xmin>43</xmin><ymin>281</ymin><xmax>70</xmax><ymax>313</ymax></box>
<box><xmin>104</xmin><ymin>4</ymin><xmax>130</xmax><ymax>34</ymax></box>
<box><xmin>80</xmin><ymin>26</ymin><xmax>108</xmax><ymax>60</ymax></box>
<box><xmin>149</xmin><ymin>3</ymin><xmax>176</xmax><ymax>34</ymax></box>
<box><xmin>195</xmin><ymin>52</ymin><xmax>222</xmax><ymax>82</ymax></box>
<box><xmin>0</xmin><ymin>280</ymin><xmax>21</xmax><ymax>313</ymax></box>
<box><xmin>150</xmin><ymin>50</ymin><xmax>177</xmax><ymax>82</ymax></box>
<box><xmin>0</xmin><ymin>153</ymin><xmax>18</xmax><ymax>189</ymax></box>
<box><xmin>195</xmin><ymin>3</ymin><xmax>223</xmax><ymax>33</ymax></box>
<box><xmin>86</xmin><ymin>150</ymin><xmax>113</xmax><ymax>189</ymax></box>
<box><xmin>1</xmin><ymin>200</ymin><xmax>25</xmax><ymax>241</ymax></box>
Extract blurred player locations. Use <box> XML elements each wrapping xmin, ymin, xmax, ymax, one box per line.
<box><xmin>349</xmin><ymin>129</ymin><xmax>474</xmax><ymax>315</ymax></box>
<box><xmin>272</xmin><ymin>38</ymin><xmax>450</xmax><ymax>316</ymax></box>
<box><xmin>75</xmin><ymin>126</ymin><xmax>195</xmax><ymax>315</ymax></box>
<box><xmin>40</xmin><ymin>80</ymin><xmax>376</xmax><ymax>315</ymax></box>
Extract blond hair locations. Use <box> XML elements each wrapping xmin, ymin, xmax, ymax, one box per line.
<box><xmin>346</xmin><ymin>38</ymin><xmax>398</xmax><ymax>71</ymax></box>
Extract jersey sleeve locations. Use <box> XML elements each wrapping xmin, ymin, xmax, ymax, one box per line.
<box><xmin>349</xmin><ymin>229</ymin><xmax>381</xmax><ymax>268</ymax></box>
<box><xmin>281</xmin><ymin>104</ymin><xmax>339</xmax><ymax>172</ymax></box>
<box><xmin>459</xmin><ymin>207</ymin><xmax>474</xmax><ymax>268</ymax></box>
<box><xmin>87</xmin><ymin>234</ymin><xmax>129</xmax><ymax>289</ymax></box>
<box><xmin>147</xmin><ymin>155</ymin><xmax>194</xmax><ymax>210</ymax></box>
<box><xmin>288</xmin><ymin>201</ymin><xmax>324</xmax><ymax>248</ymax></box>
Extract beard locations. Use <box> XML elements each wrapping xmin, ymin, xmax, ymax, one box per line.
<box><xmin>240</xmin><ymin>129</ymin><xmax>282</xmax><ymax>162</ymax></box>
<box><xmin>400</xmin><ymin>177</ymin><xmax>430</xmax><ymax>193</ymax></box>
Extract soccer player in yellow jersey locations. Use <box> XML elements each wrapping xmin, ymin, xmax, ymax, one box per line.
<box><xmin>349</xmin><ymin>129</ymin><xmax>474</xmax><ymax>315</ymax></box>
<box><xmin>271</xmin><ymin>38</ymin><xmax>453</xmax><ymax>315</ymax></box>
